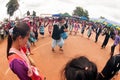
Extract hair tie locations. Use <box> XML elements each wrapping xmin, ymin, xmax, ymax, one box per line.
<box><xmin>85</xmin><ymin>67</ymin><xmax>88</xmax><ymax>70</ymax></box>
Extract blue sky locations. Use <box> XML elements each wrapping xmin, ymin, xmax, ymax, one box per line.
<box><xmin>0</xmin><ymin>0</ymin><xmax>120</xmax><ymax>23</ymax></box>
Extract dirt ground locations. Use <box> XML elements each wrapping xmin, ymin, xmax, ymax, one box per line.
<box><xmin>0</xmin><ymin>28</ymin><xmax>120</xmax><ymax>80</ymax></box>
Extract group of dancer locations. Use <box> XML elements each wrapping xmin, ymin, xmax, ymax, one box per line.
<box><xmin>66</xmin><ymin>18</ymin><xmax>120</xmax><ymax>58</ymax></box>
<box><xmin>2</xmin><ymin>16</ymin><xmax>119</xmax><ymax>56</ymax></box>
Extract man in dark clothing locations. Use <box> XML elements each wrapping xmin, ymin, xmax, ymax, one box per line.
<box><xmin>101</xmin><ymin>27</ymin><xmax>111</xmax><ymax>49</ymax></box>
<box><xmin>51</xmin><ymin>17</ymin><xmax>67</xmax><ymax>52</ymax></box>
<box><xmin>52</xmin><ymin>24</ymin><xmax>62</xmax><ymax>40</ymax></box>
<box><xmin>95</xmin><ymin>24</ymin><xmax>102</xmax><ymax>43</ymax></box>
<box><xmin>97</xmin><ymin>54</ymin><xmax>120</xmax><ymax>80</ymax></box>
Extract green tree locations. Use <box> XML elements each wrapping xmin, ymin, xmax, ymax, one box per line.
<box><xmin>15</xmin><ymin>17</ymin><xmax>19</xmax><ymax>21</ymax></box>
<box><xmin>6</xmin><ymin>0</ymin><xmax>19</xmax><ymax>19</ymax></box>
<box><xmin>62</xmin><ymin>12</ymin><xmax>71</xmax><ymax>17</ymax></box>
<box><xmin>84</xmin><ymin>10</ymin><xmax>89</xmax><ymax>19</ymax></box>
<box><xmin>32</xmin><ymin>11</ymin><xmax>36</xmax><ymax>17</ymax></box>
<box><xmin>100</xmin><ymin>16</ymin><xmax>105</xmax><ymax>19</ymax></box>
<box><xmin>73</xmin><ymin>6</ymin><xmax>89</xmax><ymax>19</ymax></box>
<box><xmin>27</xmin><ymin>11</ymin><xmax>30</xmax><ymax>16</ymax></box>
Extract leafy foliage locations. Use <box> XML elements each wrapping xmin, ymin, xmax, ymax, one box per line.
<box><xmin>6</xmin><ymin>0</ymin><xmax>19</xmax><ymax>16</ymax></box>
<box><xmin>32</xmin><ymin>11</ymin><xmax>36</xmax><ymax>17</ymax></box>
<box><xmin>73</xmin><ymin>7</ymin><xmax>89</xmax><ymax>19</ymax></box>
<box><xmin>27</xmin><ymin>11</ymin><xmax>30</xmax><ymax>16</ymax></box>
<box><xmin>62</xmin><ymin>12</ymin><xmax>71</xmax><ymax>17</ymax></box>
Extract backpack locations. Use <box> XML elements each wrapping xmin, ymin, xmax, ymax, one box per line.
<box><xmin>60</xmin><ymin>25</ymin><xmax>68</xmax><ymax>40</ymax></box>
<box><xmin>60</xmin><ymin>32</ymin><xmax>68</xmax><ymax>40</ymax></box>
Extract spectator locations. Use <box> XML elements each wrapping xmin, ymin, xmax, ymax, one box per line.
<box><xmin>62</xmin><ymin>56</ymin><xmax>98</xmax><ymax>80</ymax></box>
<box><xmin>7</xmin><ymin>22</ymin><xmax>42</xmax><ymax>80</ymax></box>
<box><xmin>97</xmin><ymin>54</ymin><xmax>120</xmax><ymax>80</ymax></box>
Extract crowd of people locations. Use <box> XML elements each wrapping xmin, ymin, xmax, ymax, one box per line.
<box><xmin>0</xmin><ymin>15</ymin><xmax>120</xmax><ymax>80</ymax></box>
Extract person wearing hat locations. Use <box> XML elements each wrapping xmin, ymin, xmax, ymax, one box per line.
<box><xmin>51</xmin><ymin>17</ymin><xmax>68</xmax><ymax>52</ymax></box>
